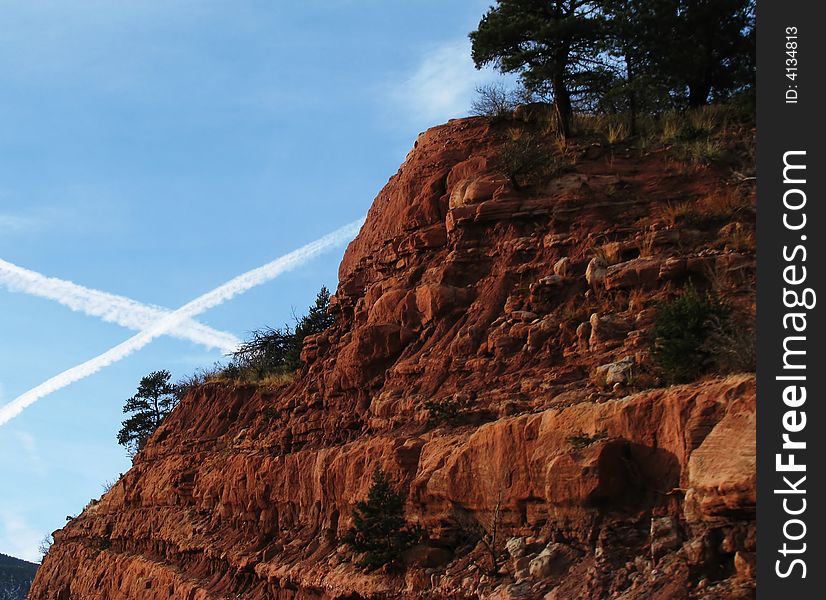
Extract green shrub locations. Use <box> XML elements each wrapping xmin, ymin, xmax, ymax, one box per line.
<box><xmin>343</xmin><ymin>467</ymin><xmax>420</xmax><ymax>571</ymax></box>
<box><xmin>229</xmin><ymin>286</ymin><xmax>335</xmax><ymax>380</ymax></box>
<box><xmin>230</xmin><ymin>325</ymin><xmax>296</xmax><ymax>377</ymax></box>
<box><xmin>261</xmin><ymin>406</ymin><xmax>282</xmax><ymax>421</ymax></box>
<box><xmin>289</xmin><ymin>285</ymin><xmax>336</xmax><ymax>367</ymax></box>
<box><xmin>470</xmin><ymin>82</ymin><xmax>520</xmax><ymax>119</ymax></box>
<box><xmin>705</xmin><ymin>314</ymin><xmax>756</xmax><ymax>374</ymax></box>
<box><xmin>423</xmin><ymin>398</ymin><xmax>464</xmax><ymax>425</ymax></box>
<box><xmin>651</xmin><ymin>286</ymin><xmax>731</xmax><ymax>384</ymax></box>
<box><xmin>566</xmin><ymin>429</ymin><xmax>608</xmax><ymax>449</ymax></box>
<box><xmin>498</xmin><ymin>130</ymin><xmax>558</xmax><ymax>190</ymax></box>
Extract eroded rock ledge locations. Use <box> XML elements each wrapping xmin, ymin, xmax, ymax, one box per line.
<box><xmin>31</xmin><ymin>116</ymin><xmax>756</xmax><ymax>599</ymax></box>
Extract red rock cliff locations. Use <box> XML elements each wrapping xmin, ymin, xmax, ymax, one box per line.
<box><xmin>30</xmin><ymin>115</ymin><xmax>756</xmax><ymax>599</ymax></box>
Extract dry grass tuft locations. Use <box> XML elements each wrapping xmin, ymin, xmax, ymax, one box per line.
<box><xmin>656</xmin><ymin>187</ymin><xmax>753</xmax><ymax>228</ymax></box>
<box><xmin>606</xmin><ymin>122</ymin><xmax>629</xmax><ymax>144</ymax></box>
<box><xmin>258</xmin><ymin>372</ymin><xmax>295</xmax><ymax>388</ymax></box>
<box><xmin>636</xmin><ymin>229</ymin><xmax>659</xmax><ymax>257</ymax></box>
<box><xmin>658</xmin><ymin>201</ymin><xmax>699</xmax><ymax>227</ymax></box>
<box><xmin>660</xmin><ymin>112</ymin><xmax>682</xmax><ymax>142</ymax></box>
<box><xmin>628</xmin><ymin>288</ymin><xmax>647</xmax><ymax>313</ymax></box>
<box><xmin>678</xmin><ymin>138</ymin><xmax>723</xmax><ymax>165</ymax></box>
<box><xmin>698</xmin><ymin>187</ymin><xmax>754</xmax><ymax>219</ymax></box>
<box><xmin>720</xmin><ymin>224</ymin><xmax>756</xmax><ymax>252</ymax></box>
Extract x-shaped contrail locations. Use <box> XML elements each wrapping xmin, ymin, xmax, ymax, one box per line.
<box><xmin>0</xmin><ymin>218</ymin><xmax>364</xmax><ymax>426</ymax></box>
<box><xmin>0</xmin><ymin>258</ymin><xmax>241</xmax><ymax>353</ymax></box>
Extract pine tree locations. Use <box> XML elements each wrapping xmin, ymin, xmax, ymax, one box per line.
<box><xmin>117</xmin><ymin>370</ymin><xmax>178</xmax><ymax>457</ymax></box>
<box><xmin>601</xmin><ymin>0</ymin><xmax>674</xmax><ymax>132</ymax></box>
<box><xmin>229</xmin><ymin>285</ymin><xmax>335</xmax><ymax>376</ymax></box>
<box><xmin>298</xmin><ymin>286</ymin><xmax>335</xmax><ymax>335</ymax></box>
<box><xmin>286</xmin><ymin>285</ymin><xmax>335</xmax><ymax>369</ymax></box>
<box><xmin>603</xmin><ymin>0</ymin><xmax>755</xmax><ymax>108</ymax></box>
<box><xmin>651</xmin><ymin>285</ymin><xmax>731</xmax><ymax>384</ymax></box>
<box><xmin>662</xmin><ymin>0</ymin><xmax>755</xmax><ymax>107</ymax></box>
<box><xmin>469</xmin><ymin>0</ymin><xmax>755</xmax><ymax>131</ymax></box>
<box><xmin>344</xmin><ymin>467</ymin><xmax>419</xmax><ymax>571</ymax></box>
<box><xmin>469</xmin><ymin>0</ymin><xmax>607</xmax><ymax>138</ymax></box>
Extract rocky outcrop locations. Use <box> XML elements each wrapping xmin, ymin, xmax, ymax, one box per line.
<box><xmin>30</xmin><ymin>116</ymin><xmax>756</xmax><ymax>599</ymax></box>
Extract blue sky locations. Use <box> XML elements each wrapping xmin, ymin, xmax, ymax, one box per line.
<box><xmin>0</xmin><ymin>1</ymin><xmax>508</xmax><ymax>562</ymax></box>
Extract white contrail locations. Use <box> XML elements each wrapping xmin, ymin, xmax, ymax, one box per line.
<box><xmin>0</xmin><ymin>218</ymin><xmax>364</xmax><ymax>427</ymax></box>
<box><xmin>0</xmin><ymin>258</ymin><xmax>241</xmax><ymax>353</ymax></box>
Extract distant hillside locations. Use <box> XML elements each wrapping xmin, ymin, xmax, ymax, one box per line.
<box><xmin>0</xmin><ymin>553</ymin><xmax>37</xmax><ymax>600</ymax></box>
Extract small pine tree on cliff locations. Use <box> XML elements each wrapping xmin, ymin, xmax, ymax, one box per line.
<box><xmin>286</xmin><ymin>285</ymin><xmax>335</xmax><ymax>369</ymax></box>
<box><xmin>230</xmin><ymin>285</ymin><xmax>335</xmax><ymax>376</ymax></box>
<box><xmin>344</xmin><ymin>467</ymin><xmax>419</xmax><ymax>571</ymax></box>
<box><xmin>117</xmin><ymin>370</ymin><xmax>178</xmax><ymax>457</ymax></box>
<box><xmin>651</xmin><ymin>285</ymin><xmax>731</xmax><ymax>384</ymax></box>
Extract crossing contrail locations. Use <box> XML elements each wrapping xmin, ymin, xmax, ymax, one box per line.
<box><xmin>0</xmin><ymin>258</ymin><xmax>241</xmax><ymax>353</ymax></box>
<box><xmin>0</xmin><ymin>218</ymin><xmax>364</xmax><ymax>427</ymax></box>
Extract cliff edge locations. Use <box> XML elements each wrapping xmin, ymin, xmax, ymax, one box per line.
<box><xmin>31</xmin><ymin>114</ymin><xmax>756</xmax><ymax>599</ymax></box>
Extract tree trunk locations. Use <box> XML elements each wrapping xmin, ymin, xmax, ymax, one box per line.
<box><xmin>552</xmin><ymin>73</ymin><xmax>572</xmax><ymax>138</ymax></box>
<box><xmin>625</xmin><ymin>50</ymin><xmax>638</xmax><ymax>136</ymax></box>
<box><xmin>153</xmin><ymin>395</ymin><xmax>161</xmax><ymax>429</ymax></box>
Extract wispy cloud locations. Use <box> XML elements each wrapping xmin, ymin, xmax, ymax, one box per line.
<box><xmin>0</xmin><ymin>218</ymin><xmax>364</xmax><ymax>427</ymax></box>
<box><xmin>0</xmin><ymin>258</ymin><xmax>241</xmax><ymax>353</ymax></box>
<box><xmin>12</xmin><ymin>430</ymin><xmax>45</xmax><ymax>476</ymax></box>
<box><xmin>14</xmin><ymin>430</ymin><xmax>36</xmax><ymax>456</ymax></box>
<box><xmin>385</xmin><ymin>39</ymin><xmax>508</xmax><ymax>126</ymax></box>
<box><xmin>0</xmin><ymin>197</ymin><xmax>128</xmax><ymax>240</ymax></box>
<box><xmin>0</xmin><ymin>214</ymin><xmax>36</xmax><ymax>233</ymax></box>
<box><xmin>0</xmin><ymin>510</ymin><xmax>42</xmax><ymax>563</ymax></box>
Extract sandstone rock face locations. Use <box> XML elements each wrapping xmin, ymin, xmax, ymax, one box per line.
<box><xmin>30</xmin><ymin>117</ymin><xmax>756</xmax><ymax>599</ymax></box>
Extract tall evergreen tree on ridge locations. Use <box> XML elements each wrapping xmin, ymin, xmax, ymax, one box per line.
<box><xmin>470</xmin><ymin>0</ymin><xmax>755</xmax><ymax>133</ymax></box>
<box><xmin>662</xmin><ymin>0</ymin><xmax>755</xmax><ymax>107</ymax></box>
<box><xmin>117</xmin><ymin>370</ymin><xmax>178</xmax><ymax>457</ymax></box>
<box><xmin>470</xmin><ymin>0</ymin><xmax>607</xmax><ymax>138</ymax></box>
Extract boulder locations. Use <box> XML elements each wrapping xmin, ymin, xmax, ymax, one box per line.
<box><xmin>593</xmin><ymin>356</ymin><xmax>636</xmax><ymax>387</ymax></box>
<box><xmin>604</xmin><ymin>257</ymin><xmax>663</xmax><ymax>290</ymax></box>
<box><xmin>589</xmin><ymin>313</ymin><xmax>632</xmax><ymax>349</ymax></box>
<box><xmin>553</xmin><ymin>257</ymin><xmax>571</xmax><ymax>277</ymax></box>
<box><xmin>585</xmin><ymin>256</ymin><xmax>607</xmax><ymax>287</ymax></box>
<box><xmin>506</xmin><ymin>537</ymin><xmax>527</xmax><ymax>559</ymax></box>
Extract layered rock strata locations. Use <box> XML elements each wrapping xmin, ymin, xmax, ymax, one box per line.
<box><xmin>31</xmin><ymin>116</ymin><xmax>756</xmax><ymax>599</ymax></box>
